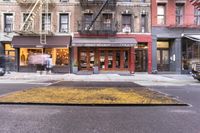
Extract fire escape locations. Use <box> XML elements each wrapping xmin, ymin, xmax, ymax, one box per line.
<box><xmin>78</xmin><ymin>0</ymin><xmax>117</xmax><ymax>35</ymax></box>
<box><xmin>16</xmin><ymin>0</ymin><xmax>54</xmax><ymax>44</ymax></box>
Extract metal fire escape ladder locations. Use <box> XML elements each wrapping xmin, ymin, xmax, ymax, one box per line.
<box><xmin>40</xmin><ymin>0</ymin><xmax>49</xmax><ymax>45</ymax></box>
<box><xmin>86</xmin><ymin>0</ymin><xmax>109</xmax><ymax>31</ymax></box>
<box><xmin>19</xmin><ymin>0</ymin><xmax>49</xmax><ymax>45</ymax></box>
<box><xmin>20</xmin><ymin>0</ymin><xmax>42</xmax><ymax>31</ymax></box>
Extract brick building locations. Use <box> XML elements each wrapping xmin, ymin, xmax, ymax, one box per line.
<box><xmin>0</xmin><ymin>0</ymin><xmax>152</xmax><ymax>74</ymax></box>
<box><xmin>72</xmin><ymin>0</ymin><xmax>152</xmax><ymax>73</ymax></box>
<box><xmin>152</xmin><ymin>0</ymin><xmax>200</xmax><ymax>74</ymax></box>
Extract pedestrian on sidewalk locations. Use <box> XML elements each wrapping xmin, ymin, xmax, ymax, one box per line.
<box><xmin>46</xmin><ymin>55</ymin><xmax>53</xmax><ymax>74</ymax></box>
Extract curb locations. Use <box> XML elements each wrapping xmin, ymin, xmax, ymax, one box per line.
<box><xmin>0</xmin><ymin>102</ymin><xmax>189</xmax><ymax>107</ymax></box>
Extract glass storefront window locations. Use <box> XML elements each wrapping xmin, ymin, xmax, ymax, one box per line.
<box><xmin>100</xmin><ymin>51</ymin><xmax>105</xmax><ymax>69</ymax></box>
<box><xmin>90</xmin><ymin>50</ymin><xmax>94</xmax><ymax>68</ymax></box>
<box><xmin>108</xmin><ymin>51</ymin><xmax>113</xmax><ymax>69</ymax></box>
<box><xmin>5</xmin><ymin>44</ymin><xmax>16</xmax><ymax>71</ymax></box>
<box><xmin>55</xmin><ymin>48</ymin><xmax>69</xmax><ymax>66</ymax></box>
<box><xmin>182</xmin><ymin>41</ymin><xmax>200</xmax><ymax>71</ymax></box>
<box><xmin>124</xmin><ymin>51</ymin><xmax>129</xmax><ymax>68</ymax></box>
<box><xmin>20</xmin><ymin>48</ymin><xmax>42</xmax><ymax>66</ymax></box>
<box><xmin>116</xmin><ymin>51</ymin><xmax>120</xmax><ymax>68</ymax></box>
<box><xmin>20</xmin><ymin>48</ymin><xmax>69</xmax><ymax>66</ymax></box>
<box><xmin>80</xmin><ymin>51</ymin><xmax>87</xmax><ymax>69</ymax></box>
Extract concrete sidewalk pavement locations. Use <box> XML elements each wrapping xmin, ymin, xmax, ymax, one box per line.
<box><xmin>0</xmin><ymin>72</ymin><xmax>199</xmax><ymax>86</ymax></box>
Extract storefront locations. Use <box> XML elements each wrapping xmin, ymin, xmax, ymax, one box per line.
<box><xmin>12</xmin><ymin>36</ymin><xmax>71</xmax><ymax>73</ymax></box>
<box><xmin>2</xmin><ymin>43</ymin><xmax>16</xmax><ymax>71</ymax></box>
<box><xmin>72</xmin><ymin>37</ymin><xmax>137</xmax><ymax>73</ymax></box>
<box><xmin>182</xmin><ymin>34</ymin><xmax>200</xmax><ymax>74</ymax></box>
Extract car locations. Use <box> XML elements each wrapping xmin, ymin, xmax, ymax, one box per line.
<box><xmin>191</xmin><ymin>63</ymin><xmax>200</xmax><ymax>81</ymax></box>
<box><xmin>0</xmin><ymin>55</ymin><xmax>6</xmax><ymax>76</ymax></box>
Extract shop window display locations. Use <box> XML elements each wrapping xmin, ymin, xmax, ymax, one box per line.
<box><xmin>182</xmin><ymin>42</ymin><xmax>200</xmax><ymax>71</ymax></box>
<box><xmin>20</xmin><ymin>48</ymin><xmax>69</xmax><ymax>66</ymax></box>
<box><xmin>55</xmin><ymin>49</ymin><xmax>69</xmax><ymax>65</ymax></box>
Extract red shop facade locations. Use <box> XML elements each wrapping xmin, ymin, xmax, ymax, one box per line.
<box><xmin>72</xmin><ymin>34</ymin><xmax>152</xmax><ymax>74</ymax></box>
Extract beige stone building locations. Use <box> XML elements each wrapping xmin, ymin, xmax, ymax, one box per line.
<box><xmin>0</xmin><ymin>0</ymin><xmax>152</xmax><ymax>73</ymax></box>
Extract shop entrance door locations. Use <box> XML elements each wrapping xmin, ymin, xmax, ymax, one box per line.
<box><xmin>79</xmin><ymin>48</ymin><xmax>95</xmax><ymax>70</ymax></box>
<box><xmin>99</xmin><ymin>49</ymin><xmax>129</xmax><ymax>71</ymax></box>
<box><xmin>157</xmin><ymin>49</ymin><xmax>169</xmax><ymax>71</ymax></box>
<box><xmin>135</xmin><ymin>49</ymin><xmax>147</xmax><ymax>72</ymax></box>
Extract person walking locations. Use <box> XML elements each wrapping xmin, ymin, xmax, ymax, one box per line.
<box><xmin>46</xmin><ymin>55</ymin><xmax>53</xmax><ymax>74</ymax></box>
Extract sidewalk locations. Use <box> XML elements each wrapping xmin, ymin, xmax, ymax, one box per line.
<box><xmin>0</xmin><ymin>72</ymin><xmax>199</xmax><ymax>86</ymax></box>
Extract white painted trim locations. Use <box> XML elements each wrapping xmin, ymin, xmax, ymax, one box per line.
<box><xmin>1</xmin><ymin>12</ymin><xmax>15</xmax><ymax>33</ymax></box>
<box><xmin>21</xmin><ymin>12</ymin><xmax>35</xmax><ymax>31</ymax></box>
<box><xmin>40</xmin><ymin>12</ymin><xmax>53</xmax><ymax>33</ymax></box>
<box><xmin>57</xmin><ymin>12</ymin><xmax>71</xmax><ymax>34</ymax></box>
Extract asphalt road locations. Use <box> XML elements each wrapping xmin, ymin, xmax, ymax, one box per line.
<box><xmin>0</xmin><ymin>83</ymin><xmax>45</xmax><ymax>95</ymax></box>
<box><xmin>0</xmin><ymin>82</ymin><xmax>199</xmax><ymax>133</ymax></box>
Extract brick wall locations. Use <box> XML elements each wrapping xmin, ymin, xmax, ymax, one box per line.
<box><xmin>152</xmin><ymin>0</ymin><xmax>196</xmax><ymax>27</ymax></box>
<box><xmin>0</xmin><ymin>0</ymin><xmax>151</xmax><ymax>35</ymax></box>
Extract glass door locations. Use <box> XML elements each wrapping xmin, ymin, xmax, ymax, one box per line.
<box><xmin>79</xmin><ymin>50</ymin><xmax>87</xmax><ymax>70</ymax></box>
<box><xmin>157</xmin><ymin>49</ymin><xmax>169</xmax><ymax>71</ymax></box>
<box><xmin>89</xmin><ymin>50</ymin><xmax>94</xmax><ymax>69</ymax></box>
<box><xmin>100</xmin><ymin>50</ymin><xmax>105</xmax><ymax>69</ymax></box>
<box><xmin>135</xmin><ymin>49</ymin><xmax>147</xmax><ymax>72</ymax></box>
<box><xmin>79</xmin><ymin>48</ymin><xmax>95</xmax><ymax>70</ymax></box>
<box><xmin>115</xmin><ymin>50</ymin><xmax>121</xmax><ymax>69</ymax></box>
<box><xmin>108</xmin><ymin>51</ymin><xmax>113</xmax><ymax>69</ymax></box>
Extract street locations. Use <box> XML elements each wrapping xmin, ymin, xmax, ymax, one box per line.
<box><xmin>0</xmin><ymin>82</ymin><xmax>199</xmax><ymax>133</ymax></box>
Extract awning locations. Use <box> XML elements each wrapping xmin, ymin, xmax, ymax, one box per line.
<box><xmin>12</xmin><ymin>36</ymin><xmax>71</xmax><ymax>48</ymax></box>
<box><xmin>72</xmin><ymin>37</ymin><xmax>137</xmax><ymax>47</ymax></box>
<box><xmin>183</xmin><ymin>34</ymin><xmax>200</xmax><ymax>42</ymax></box>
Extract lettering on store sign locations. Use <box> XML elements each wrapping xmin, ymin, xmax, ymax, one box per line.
<box><xmin>76</xmin><ymin>43</ymin><xmax>134</xmax><ymax>47</ymax></box>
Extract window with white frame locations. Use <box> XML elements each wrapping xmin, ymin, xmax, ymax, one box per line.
<box><xmin>4</xmin><ymin>13</ymin><xmax>13</xmax><ymax>32</ymax></box>
<box><xmin>194</xmin><ymin>9</ymin><xmax>200</xmax><ymax>25</ymax></box>
<box><xmin>59</xmin><ymin>14</ymin><xmax>69</xmax><ymax>33</ymax></box>
<box><xmin>157</xmin><ymin>4</ymin><xmax>165</xmax><ymax>25</ymax></box>
<box><xmin>23</xmin><ymin>13</ymin><xmax>33</xmax><ymax>31</ymax></box>
<box><xmin>42</xmin><ymin>13</ymin><xmax>51</xmax><ymax>31</ymax></box>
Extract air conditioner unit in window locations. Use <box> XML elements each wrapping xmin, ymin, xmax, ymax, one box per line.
<box><xmin>84</xmin><ymin>25</ymin><xmax>93</xmax><ymax>31</ymax></box>
<box><xmin>122</xmin><ymin>26</ymin><xmax>131</xmax><ymax>33</ymax></box>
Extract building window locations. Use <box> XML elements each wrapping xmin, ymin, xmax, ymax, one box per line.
<box><xmin>83</xmin><ymin>13</ymin><xmax>93</xmax><ymax>30</ymax></box>
<box><xmin>176</xmin><ymin>4</ymin><xmax>184</xmax><ymax>25</ymax></box>
<box><xmin>23</xmin><ymin>13</ymin><xmax>33</xmax><ymax>31</ymax></box>
<box><xmin>157</xmin><ymin>4</ymin><xmax>165</xmax><ymax>25</ymax></box>
<box><xmin>59</xmin><ymin>14</ymin><xmax>69</xmax><ymax>33</ymax></box>
<box><xmin>141</xmin><ymin>14</ymin><xmax>147</xmax><ymax>33</ymax></box>
<box><xmin>194</xmin><ymin>9</ymin><xmax>200</xmax><ymax>25</ymax></box>
<box><xmin>102</xmin><ymin>13</ymin><xmax>112</xmax><ymax>30</ymax></box>
<box><xmin>42</xmin><ymin>13</ymin><xmax>51</xmax><ymax>31</ymax></box>
<box><xmin>122</xmin><ymin>14</ymin><xmax>132</xmax><ymax>33</ymax></box>
<box><xmin>4</xmin><ymin>14</ymin><xmax>13</xmax><ymax>32</ymax></box>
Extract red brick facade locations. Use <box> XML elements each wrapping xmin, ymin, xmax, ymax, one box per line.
<box><xmin>152</xmin><ymin>0</ymin><xmax>196</xmax><ymax>27</ymax></box>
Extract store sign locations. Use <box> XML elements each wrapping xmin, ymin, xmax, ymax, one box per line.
<box><xmin>36</xmin><ymin>45</ymin><xmax>44</xmax><ymax>48</ymax></box>
<box><xmin>74</xmin><ymin>43</ymin><xmax>135</xmax><ymax>47</ymax></box>
<box><xmin>157</xmin><ymin>41</ymin><xmax>169</xmax><ymax>48</ymax></box>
